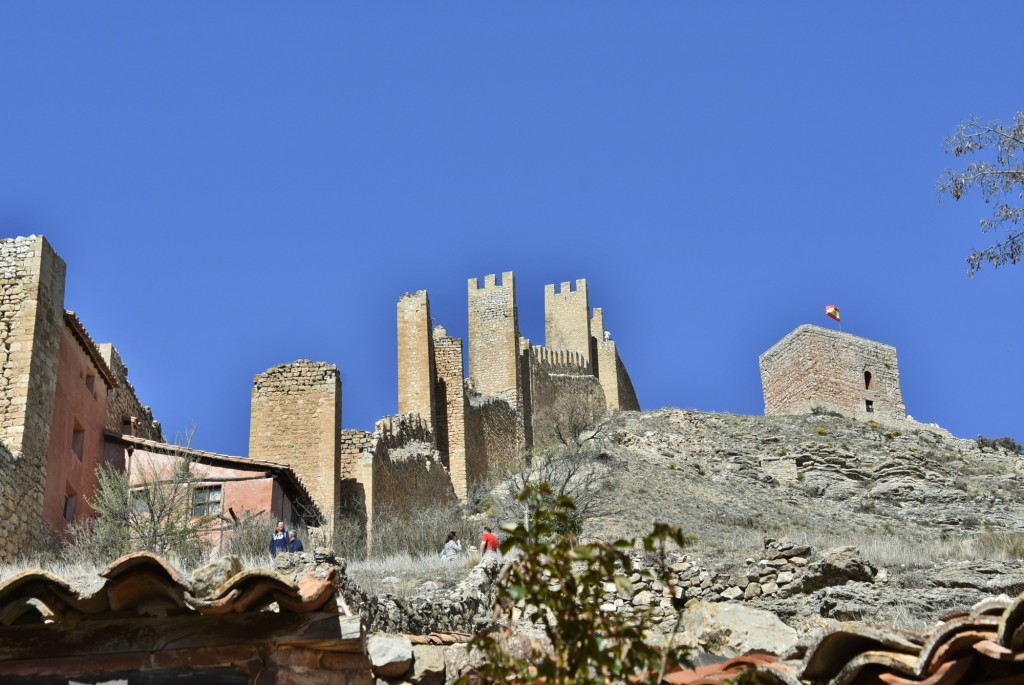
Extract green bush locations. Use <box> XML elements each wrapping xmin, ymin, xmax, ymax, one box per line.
<box><xmin>460</xmin><ymin>483</ymin><xmax>693</xmax><ymax>685</ymax></box>
<box><xmin>814</xmin><ymin>427</ymin><xmax>828</xmax><ymax>436</ymax></box>
<box><xmin>977</xmin><ymin>435</ymin><xmax>1024</xmax><ymax>455</ymax></box>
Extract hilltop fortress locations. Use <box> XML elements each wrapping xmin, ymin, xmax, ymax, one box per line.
<box><xmin>249</xmin><ymin>272</ymin><xmax>640</xmax><ymax>538</ymax></box>
<box><xmin>0</xmin><ymin>235</ymin><xmax>915</xmax><ymax>559</ymax></box>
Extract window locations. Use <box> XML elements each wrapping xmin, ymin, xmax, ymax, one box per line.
<box><xmin>71</xmin><ymin>421</ymin><xmax>85</xmax><ymax>460</ymax></box>
<box><xmin>63</xmin><ymin>486</ymin><xmax>77</xmax><ymax>523</ymax></box>
<box><xmin>865</xmin><ymin>400</ymin><xmax>874</xmax><ymax>413</ymax></box>
<box><xmin>85</xmin><ymin>373</ymin><xmax>95</xmax><ymax>393</ymax></box>
<box><xmin>193</xmin><ymin>485</ymin><xmax>222</xmax><ymax>517</ymax></box>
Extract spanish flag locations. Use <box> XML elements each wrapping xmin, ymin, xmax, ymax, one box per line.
<box><xmin>825</xmin><ymin>305</ymin><xmax>840</xmax><ymax>322</ymax></box>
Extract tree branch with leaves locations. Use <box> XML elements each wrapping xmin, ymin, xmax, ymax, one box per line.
<box><xmin>939</xmin><ymin>112</ymin><xmax>1024</xmax><ymax>277</ymax></box>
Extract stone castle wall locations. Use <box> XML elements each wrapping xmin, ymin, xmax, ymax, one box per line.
<box><xmin>759</xmin><ymin>324</ymin><xmax>905</xmax><ymax>422</ymax></box>
<box><xmin>97</xmin><ymin>343</ymin><xmax>163</xmax><ymax>442</ymax></box>
<box><xmin>396</xmin><ymin>291</ymin><xmax>436</xmax><ymax>436</ymax></box>
<box><xmin>250</xmin><ymin>361</ymin><xmax>342</xmax><ymax>524</ymax></box>
<box><xmin>526</xmin><ymin>364</ymin><xmax>607</xmax><ymax>449</ymax></box>
<box><xmin>544</xmin><ymin>279</ymin><xmax>592</xmax><ymax>372</ymax></box>
<box><xmin>594</xmin><ymin>339</ymin><xmax>640</xmax><ymax>411</ymax></box>
<box><xmin>432</xmin><ymin>326</ymin><xmax>468</xmax><ymax>498</ymax></box>
<box><xmin>0</xmin><ymin>236</ymin><xmax>65</xmax><ymax>561</ymax></box>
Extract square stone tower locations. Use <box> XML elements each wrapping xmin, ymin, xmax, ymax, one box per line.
<box><xmin>544</xmin><ymin>279</ymin><xmax>592</xmax><ymax>373</ymax></box>
<box><xmin>467</xmin><ymin>272</ymin><xmax>520</xmax><ymax>402</ymax></box>
<box><xmin>759</xmin><ymin>324</ymin><xmax>905</xmax><ymax>422</ymax></box>
<box><xmin>250</xmin><ymin>360</ymin><xmax>342</xmax><ymax>526</ymax></box>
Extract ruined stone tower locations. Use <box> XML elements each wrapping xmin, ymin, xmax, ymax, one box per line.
<box><xmin>759</xmin><ymin>324</ymin><xmax>905</xmax><ymax>422</ymax></box>
<box><xmin>396</xmin><ymin>291</ymin><xmax>437</xmax><ymax>437</ymax></box>
<box><xmin>250</xmin><ymin>361</ymin><xmax>342</xmax><ymax>524</ymax></box>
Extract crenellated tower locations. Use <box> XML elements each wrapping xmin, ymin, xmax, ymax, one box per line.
<box><xmin>544</xmin><ymin>279</ymin><xmax>592</xmax><ymax>373</ymax></box>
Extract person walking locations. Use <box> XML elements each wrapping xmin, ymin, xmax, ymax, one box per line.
<box><xmin>481</xmin><ymin>526</ymin><xmax>500</xmax><ymax>558</ymax></box>
<box><xmin>269</xmin><ymin>520</ymin><xmax>289</xmax><ymax>558</ymax></box>
<box><xmin>440</xmin><ymin>531</ymin><xmax>462</xmax><ymax>561</ymax></box>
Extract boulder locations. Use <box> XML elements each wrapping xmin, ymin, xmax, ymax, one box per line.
<box><xmin>682</xmin><ymin>601</ymin><xmax>798</xmax><ymax>658</ymax></box>
<box><xmin>368</xmin><ymin>633</ymin><xmax>413</xmax><ymax>677</ymax></box>
<box><xmin>190</xmin><ymin>555</ymin><xmax>242</xmax><ymax>599</ymax></box>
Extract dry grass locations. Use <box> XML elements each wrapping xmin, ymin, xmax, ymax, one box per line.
<box><xmin>346</xmin><ymin>551</ymin><xmax>480</xmax><ymax>597</ymax></box>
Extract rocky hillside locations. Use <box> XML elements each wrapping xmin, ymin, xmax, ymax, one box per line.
<box><xmin>579</xmin><ymin>408</ymin><xmax>1024</xmax><ymax>631</ymax></box>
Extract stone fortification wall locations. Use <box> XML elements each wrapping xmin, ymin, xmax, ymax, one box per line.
<box><xmin>528</xmin><ymin>345</ymin><xmax>590</xmax><ymax>375</ymax></box>
<box><xmin>250</xmin><ymin>360</ymin><xmax>341</xmax><ymax>527</ymax></box>
<box><xmin>544</xmin><ymin>279</ymin><xmax>592</xmax><ymax>371</ymax></box>
<box><xmin>396</xmin><ymin>291</ymin><xmax>436</xmax><ymax>436</ymax></box>
<box><xmin>594</xmin><ymin>340</ymin><xmax>640</xmax><ymax>411</ymax></box>
<box><xmin>464</xmin><ymin>394</ymin><xmax>517</xmax><ymax>484</ymax></box>
<box><xmin>432</xmin><ymin>326</ymin><xmax>468</xmax><ymax>499</ymax></box>
<box><xmin>97</xmin><ymin>343</ymin><xmax>163</xmax><ymax>441</ymax></box>
<box><xmin>526</xmin><ymin>364</ymin><xmax>607</xmax><ymax>449</ymax></box>
<box><xmin>759</xmin><ymin>324</ymin><xmax>905</xmax><ymax>421</ymax></box>
<box><xmin>0</xmin><ymin>236</ymin><xmax>65</xmax><ymax>561</ymax></box>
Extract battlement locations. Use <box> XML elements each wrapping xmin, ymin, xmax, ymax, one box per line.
<box><xmin>544</xmin><ymin>276</ymin><xmax>591</xmax><ymax>372</ymax></box>
<box><xmin>468</xmin><ymin>271</ymin><xmax>515</xmax><ymax>291</ymax></box>
<box><xmin>528</xmin><ymin>345</ymin><xmax>590</xmax><ymax>375</ymax></box>
<box><xmin>544</xmin><ymin>278</ymin><xmax>587</xmax><ymax>297</ymax></box>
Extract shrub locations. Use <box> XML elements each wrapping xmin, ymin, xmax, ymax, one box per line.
<box><xmin>814</xmin><ymin>427</ymin><xmax>828</xmax><ymax>436</ymax></box>
<box><xmin>977</xmin><ymin>435</ymin><xmax>1024</xmax><ymax>455</ymax></box>
<box><xmin>370</xmin><ymin>501</ymin><xmax>475</xmax><ymax>560</ymax></box>
<box><xmin>811</xmin><ymin>406</ymin><xmax>843</xmax><ymax>418</ymax></box>
<box><xmin>884</xmin><ymin>431</ymin><xmax>901</xmax><ymax>440</ymax></box>
<box><xmin>460</xmin><ymin>483</ymin><xmax>692</xmax><ymax>685</ymax></box>
<box><xmin>775</xmin><ymin>448</ymin><xmax>788</xmax><ymax>457</ymax></box>
<box><xmin>225</xmin><ymin>511</ymin><xmax>276</xmax><ymax>560</ymax></box>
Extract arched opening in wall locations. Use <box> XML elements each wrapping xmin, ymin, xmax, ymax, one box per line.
<box><xmin>864</xmin><ymin>370</ymin><xmax>873</xmax><ymax>390</ymax></box>
<box><xmin>63</xmin><ymin>485</ymin><xmax>77</xmax><ymax>523</ymax></box>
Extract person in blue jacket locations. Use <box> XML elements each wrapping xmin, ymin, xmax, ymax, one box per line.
<box><xmin>288</xmin><ymin>529</ymin><xmax>304</xmax><ymax>553</ymax></box>
<box><xmin>269</xmin><ymin>520</ymin><xmax>289</xmax><ymax>558</ymax></box>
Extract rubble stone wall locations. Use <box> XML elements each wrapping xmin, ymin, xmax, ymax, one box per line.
<box><xmin>97</xmin><ymin>343</ymin><xmax>163</xmax><ymax>441</ymax></box>
<box><xmin>760</xmin><ymin>325</ymin><xmax>905</xmax><ymax>421</ymax></box>
<box><xmin>0</xmin><ymin>236</ymin><xmax>65</xmax><ymax>561</ymax></box>
<box><xmin>250</xmin><ymin>360</ymin><xmax>341</xmax><ymax>527</ymax></box>
<box><xmin>433</xmin><ymin>327</ymin><xmax>468</xmax><ymax>499</ymax></box>
<box><xmin>526</xmin><ymin>359</ymin><xmax>607</xmax><ymax>449</ymax></box>
<box><xmin>544</xmin><ymin>279</ymin><xmax>592</xmax><ymax>371</ymax></box>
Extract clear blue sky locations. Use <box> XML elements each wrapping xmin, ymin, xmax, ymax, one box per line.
<box><xmin>2</xmin><ymin>4</ymin><xmax>1021</xmax><ymax>455</ymax></box>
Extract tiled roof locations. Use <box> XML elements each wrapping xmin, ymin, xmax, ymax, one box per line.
<box><xmin>0</xmin><ymin>552</ymin><xmax>338</xmax><ymax>625</ymax></box>
<box><xmin>63</xmin><ymin>310</ymin><xmax>118</xmax><ymax>389</ymax></box>
<box><xmin>109</xmin><ymin>432</ymin><xmax>325</xmax><ymax>525</ymax></box>
<box><xmin>662</xmin><ymin>593</ymin><xmax>1024</xmax><ymax>685</ymax></box>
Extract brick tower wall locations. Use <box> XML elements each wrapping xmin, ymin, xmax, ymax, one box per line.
<box><xmin>250</xmin><ymin>360</ymin><xmax>341</xmax><ymax>526</ymax></box>
<box><xmin>396</xmin><ymin>290</ymin><xmax>436</xmax><ymax>436</ymax></box>
<box><xmin>0</xmin><ymin>235</ymin><xmax>66</xmax><ymax>561</ymax></box>
<box><xmin>544</xmin><ymin>279</ymin><xmax>592</xmax><ymax>372</ymax></box>
<box><xmin>759</xmin><ymin>324</ymin><xmax>905</xmax><ymax>422</ymax></box>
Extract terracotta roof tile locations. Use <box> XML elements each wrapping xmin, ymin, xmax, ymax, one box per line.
<box><xmin>0</xmin><ymin>552</ymin><xmax>338</xmax><ymax>625</ymax></box>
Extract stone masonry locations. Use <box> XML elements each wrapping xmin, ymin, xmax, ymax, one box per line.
<box><xmin>544</xmin><ymin>279</ymin><xmax>592</xmax><ymax>372</ymax></box>
<box><xmin>396</xmin><ymin>291</ymin><xmax>436</xmax><ymax>436</ymax></box>
<box><xmin>0</xmin><ymin>236</ymin><xmax>65</xmax><ymax>561</ymax></box>
<box><xmin>250</xmin><ymin>360</ymin><xmax>342</xmax><ymax>525</ymax></box>
<box><xmin>759</xmin><ymin>324</ymin><xmax>905</xmax><ymax>422</ymax></box>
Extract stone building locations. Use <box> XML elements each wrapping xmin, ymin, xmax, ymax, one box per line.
<box><xmin>759</xmin><ymin>324</ymin><xmax>905</xmax><ymax>422</ymax></box>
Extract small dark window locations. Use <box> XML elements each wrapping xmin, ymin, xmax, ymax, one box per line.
<box><xmin>864</xmin><ymin>371</ymin><xmax>872</xmax><ymax>389</ymax></box>
<box><xmin>85</xmin><ymin>373</ymin><xmax>95</xmax><ymax>393</ymax></box>
<box><xmin>63</xmin><ymin>487</ymin><xmax>77</xmax><ymax>523</ymax></box>
<box><xmin>865</xmin><ymin>400</ymin><xmax>874</xmax><ymax>413</ymax></box>
<box><xmin>193</xmin><ymin>485</ymin><xmax>222</xmax><ymax>517</ymax></box>
<box><xmin>71</xmin><ymin>421</ymin><xmax>85</xmax><ymax>460</ymax></box>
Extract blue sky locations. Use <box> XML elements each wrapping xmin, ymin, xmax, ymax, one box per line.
<box><xmin>1</xmin><ymin>4</ymin><xmax>1021</xmax><ymax>455</ymax></box>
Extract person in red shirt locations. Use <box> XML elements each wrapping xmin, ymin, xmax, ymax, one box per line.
<box><xmin>481</xmin><ymin>526</ymin><xmax>500</xmax><ymax>556</ymax></box>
